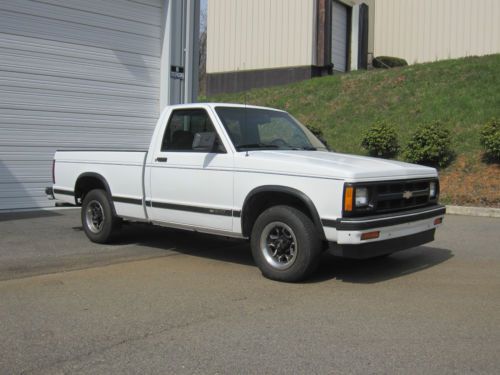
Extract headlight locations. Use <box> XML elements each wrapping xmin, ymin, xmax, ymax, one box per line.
<box><xmin>429</xmin><ymin>181</ymin><xmax>437</xmax><ymax>198</ymax></box>
<box><xmin>355</xmin><ymin>187</ymin><xmax>369</xmax><ymax>207</ymax></box>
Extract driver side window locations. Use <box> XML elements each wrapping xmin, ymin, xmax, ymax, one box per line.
<box><xmin>161</xmin><ymin>109</ymin><xmax>225</xmax><ymax>152</ymax></box>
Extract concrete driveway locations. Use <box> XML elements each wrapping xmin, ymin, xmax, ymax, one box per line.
<box><xmin>0</xmin><ymin>209</ymin><xmax>499</xmax><ymax>374</ymax></box>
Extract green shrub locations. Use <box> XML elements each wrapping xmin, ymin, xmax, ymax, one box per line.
<box><xmin>480</xmin><ymin>118</ymin><xmax>500</xmax><ymax>162</ymax></box>
<box><xmin>373</xmin><ymin>56</ymin><xmax>408</xmax><ymax>69</ymax></box>
<box><xmin>361</xmin><ymin>122</ymin><xmax>400</xmax><ymax>158</ymax></box>
<box><xmin>404</xmin><ymin>122</ymin><xmax>453</xmax><ymax>168</ymax></box>
<box><xmin>306</xmin><ymin>124</ymin><xmax>324</xmax><ymax>139</ymax></box>
<box><xmin>307</xmin><ymin>124</ymin><xmax>331</xmax><ymax>150</ymax></box>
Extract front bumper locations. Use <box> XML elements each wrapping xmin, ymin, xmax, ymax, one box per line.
<box><xmin>325</xmin><ymin>205</ymin><xmax>445</xmax><ymax>259</ymax></box>
<box><xmin>329</xmin><ymin>229</ymin><xmax>436</xmax><ymax>259</ymax></box>
<box><xmin>324</xmin><ymin>205</ymin><xmax>445</xmax><ymax>232</ymax></box>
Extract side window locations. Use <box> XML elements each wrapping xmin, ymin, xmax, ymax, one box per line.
<box><xmin>161</xmin><ymin>109</ymin><xmax>224</xmax><ymax>152</ymax></box>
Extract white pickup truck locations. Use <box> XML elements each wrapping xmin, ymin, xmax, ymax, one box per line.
<box><xmin>47</xmin><ymin>103</ymin><xmax>445</xmax><ymax>282</ymax></box>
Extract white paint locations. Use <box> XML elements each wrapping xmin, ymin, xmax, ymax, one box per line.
<box><xmin>53</xmin><ymin>103</ymin><xmax>440</xmax><ymax>246</ymax></box>
<box><xmin>146</xmin><ymin>107</ymin><xmax>233</xmax><ymax>231</ymax></box>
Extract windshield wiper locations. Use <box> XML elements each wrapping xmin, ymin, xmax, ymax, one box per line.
<box><xmin>301</xmin><ymin>146</ymin><xmax>317</xmax><ymax>151</ymax></box>
<box><xmin>236</xmin><ymin>143</ymin><xmax>280</xmax><ymax>150</ymax></box>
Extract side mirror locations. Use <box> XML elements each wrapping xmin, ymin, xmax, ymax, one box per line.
<box><xmin>192</xmin><ymin>132</ymin><xmax>216</xmax><ymax>152</ymax></box>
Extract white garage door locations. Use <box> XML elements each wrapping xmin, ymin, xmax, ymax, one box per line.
<box><xmin>331</xmin><ymin>0</ymin><xmax>348</xmax><ymax>72</ymax></box>
<box><xmin>0</xmin><ymin>0</ymin><xmax>162</xmax><ymax>210</ymax></box>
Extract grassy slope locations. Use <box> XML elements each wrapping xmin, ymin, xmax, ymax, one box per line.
<box><xmin>206</xmin><ymin>54</ymin><xmax>500</xmax><ymax>207</ymax></box>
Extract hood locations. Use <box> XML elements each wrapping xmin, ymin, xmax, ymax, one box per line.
<box><xmin>235</xmin><ymin>150</ymin><xmax>437</xmax><ymax>181</ymax></box>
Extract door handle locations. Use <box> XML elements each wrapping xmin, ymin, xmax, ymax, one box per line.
<box><xmin>155</xmin><ymin>157</ymin><xmax>168</xmax><ymax>162</ymax></box>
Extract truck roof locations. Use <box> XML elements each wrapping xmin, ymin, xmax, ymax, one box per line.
<box><xmin>162</xmin><ymin>102</ymin><xmax>286</xmax><ymax>113</ymax></box>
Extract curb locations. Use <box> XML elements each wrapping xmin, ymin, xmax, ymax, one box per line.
<box><xmin>446</xmin><ymin>205</ymin><xmax>500</xmax><ymax>218</ymax></box>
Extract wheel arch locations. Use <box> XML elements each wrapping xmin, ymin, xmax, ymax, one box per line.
<box><xmin>241</xmin><ymin>185</ymin><xmax>326</xmax><ymax>240</ymax></box>
<box><xmin>74</xmin><ymin>172</ymin><xmax>116</xmax><ymax>215</ymax></box>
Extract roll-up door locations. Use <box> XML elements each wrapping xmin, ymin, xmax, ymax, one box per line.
<box><xmin>0</xmin><ymin>0</ymin><xmax>163</xmax><ymax>210</ymax></box>
<box><xmin>331</xmin><ymin>0</ymin><xmax>348</xmax><ymax>72</ymax></box>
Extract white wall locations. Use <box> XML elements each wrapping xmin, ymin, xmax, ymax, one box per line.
<box><xmin>207</xmin><ymin>0</ymin><xmax>316</xmax><ymax>73</ymax></box>
<box><xmin>0</xmin><ymin>0</ymin><xmax>200</xmax><ymax>211</ymax></box>
<box><xmin>372</xmin><ymin>0</ymin><xmax>500</xmax><ymax>64</ymax></box>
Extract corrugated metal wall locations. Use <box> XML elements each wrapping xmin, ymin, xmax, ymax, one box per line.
<box><xmin>207</xmin><ymin>0</ymin><xmax>315</xmax><ymax>73</ymax></box>
<box><xmin>0</xmin><ymin>0</ymin><xmax>163</xmax><ymax>210</ymax></box>
<box><xmin>373</xmin><ymin>0</ymin><xmax>500</xmax><ymax>64</ymax></box>
<box><xmin>331</xmin><ymin>0</ymin><xmax>348</xmax><ymax>72</ymax></box>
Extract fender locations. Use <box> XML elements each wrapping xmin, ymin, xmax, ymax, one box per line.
<box><xmin>75</xmin><ymin>172</ymin><xmax>117</xmax><ymax>216</ymax></box>
<box><xmin>241</xmin><ymin>185</ymin><xmax>326</xmax><ymax>240</ymax></box>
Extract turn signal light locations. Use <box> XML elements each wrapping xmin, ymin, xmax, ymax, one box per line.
<box><xmin>361</xmin><ymin>231</ymin><xmax>380</xmax><ymax>241</ymax></box>
<box><xmin>434</xmin><ymin>217</ymin><xmax>443</xmax><ymax>225</ymax></box>
<box><xmin>344</xmin><ymin>186</ymin><xmax>353</xmax><ymax>212</ymax></box>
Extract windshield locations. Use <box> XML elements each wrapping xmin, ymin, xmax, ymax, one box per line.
<box><xmin>215</xmin><ymin>107</ymin><xmax>328</xmax><ymax>151</ymax></box>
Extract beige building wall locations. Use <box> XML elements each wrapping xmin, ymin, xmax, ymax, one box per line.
<box><xmin>207</xmin><ymin>0</ymin><xmax>316</xmax><ymax>73</ymax></box>
<box><xmin>372</xmin><ymin>0</ymin><xmax>500</xmax><ymax>64</ymax></box>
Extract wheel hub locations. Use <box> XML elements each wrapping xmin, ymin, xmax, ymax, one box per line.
<box><xmin>85</xmin><ymin>200</ymin><xmax>105</xmax><ymax>234</ymax></box>
<box><xmin>260</xmin><ymin>222</ymin><xmax>297</xmax><ymax>270</ymax></box>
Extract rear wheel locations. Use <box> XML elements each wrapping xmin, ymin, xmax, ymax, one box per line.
<box><xmin>81</xmin><ymin>189</ymin><xmax>121</xmax><ymax>243</ymax></box>
<box><xmin>251</xmin><ymin>205</ymin><xmax>321</xmax><ymax>282</ymax></box>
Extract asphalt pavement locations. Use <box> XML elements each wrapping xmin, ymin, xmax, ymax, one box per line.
<box><xmin>0</xmin><ymin>209</ymin><xmax>499</xmax><ymax>374</ymax></box>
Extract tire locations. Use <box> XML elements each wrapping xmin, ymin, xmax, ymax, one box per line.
<box><xmin>81</xmin><ymin>189</ymin><xmax>121</xmax><ymax>244</ymax></box>
<box><xmin>250</xmin><ymin>205</ymin><xmax>322</xmax><ymax>282</ymax></box>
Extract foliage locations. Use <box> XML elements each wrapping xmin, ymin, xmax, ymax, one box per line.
<box><xmin>306</xmin><ymin>124</ymin><xmax>324</xmax><ymax>139</ymax></box>
<box><xmin>479</xmin><ymin>118</ymin><xmax>500</xmax><ymax>162</ymax></box>
<box><xmin>306</xmin><ymin>125</ymin><xmax>330</xmax><ymax>149</ymax></box>
<box><xmin>361</xmin><ymin>121</ymin><xmax>400</xmax><ymax>158</ymax></box>
<box><xmin>403</xmin><ymin>122</ymin><xmax>453</xmax><ymax>168</ymax></box>
<box><xmin>373</xmin><ymin>56</ymin><xmax>408</xmax><ymax>68</ymax></box>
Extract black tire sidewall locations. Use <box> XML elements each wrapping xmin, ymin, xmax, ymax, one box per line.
<box><xmin>250</xmin><ymin>205</ymin><xmax>321</xmax><ymax>282</ymax></box>
<box><xmin>81</xmin><ymin>189</ymin><xmax>117</xmax><ymax>244</ymax></box>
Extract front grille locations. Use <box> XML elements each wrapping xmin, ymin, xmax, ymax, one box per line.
<box><xmin>375</xmin><ymin>180</ymin><xmax>432</xmax><ymax>214</ymax></box>
<box><xmin>344</xmin><ymin>178</ymin><xmax>439</xmax><ymax>217</ymax></box>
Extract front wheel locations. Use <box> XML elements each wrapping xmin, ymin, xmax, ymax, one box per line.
<box><xmin>81</xmin><ymin>189</ymin><xmax>121</xmax><ymax>243</ymax></box>
<box><xmin>251</xmin><ymin>205</ymin><xmax>321</xmax><ymax>282</ymax></box>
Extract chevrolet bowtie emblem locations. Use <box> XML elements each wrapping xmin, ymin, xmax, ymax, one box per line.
<box><xmin>403</xmin><ymin>191</ymin><xmax>413</xmax><ymax>199</ymax></box>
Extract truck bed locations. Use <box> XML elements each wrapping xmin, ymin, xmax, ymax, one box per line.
<box><xmin>53</xmin><ymin>150</ymin><xmax>148</xmax><ymax>219</ymax></box>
